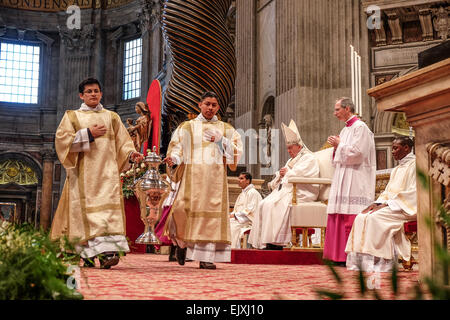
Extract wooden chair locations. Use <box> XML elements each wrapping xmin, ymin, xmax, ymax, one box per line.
<box><xmin>288</xmin><ymin>147</ymin><xmax>334</xmax><ymax>249</ymax></box>
<box><xmin>292</xmin><ymin>228</ymin><xmax>316</xmax><ymax>248</ymax></box>
<box><xmin>240</xmin><ymin>229</ymin><xmax>251</xmax><ymax>249</ymax></box>
<box><xmin>402</xmin><ymin>221</ymin><xmax>418</xmax><ymax>270</ymax></box>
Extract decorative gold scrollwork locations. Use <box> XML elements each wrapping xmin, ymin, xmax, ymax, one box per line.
<box><xmin>0</xmin><ymin>160</ymin><xmax>38</xmax><ymax>185</ymax></box>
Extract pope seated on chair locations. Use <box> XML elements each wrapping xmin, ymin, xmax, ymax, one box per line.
<box><xmin>247</xmin><ymin>119</ymin><xmax>319</xmax><ymax>250</ymax></box>
<box><xmin>345</xmin><ymin>136</ymin><xmax>416</xmax><ymax>272</ymax></box>
<box><xmin>229</xmin><ymin>172</ymin><xmax>262</xmax><ymax>249</ymax></box>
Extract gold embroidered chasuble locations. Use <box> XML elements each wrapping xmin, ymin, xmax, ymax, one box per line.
<box><xmin>50</xmin><ymin>108</ymin><xmax>136</xmax><ymax>243</ymax></box>
<box><xmin>165</xmin><ymin>118</ymin><xmax>243</xmax><ymax>244</ymax></box>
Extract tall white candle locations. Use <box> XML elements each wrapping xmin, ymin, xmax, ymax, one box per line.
<box><xmin>350</xmin><ymin>45</ymin><xmax>355</xmax><ymax>105</ymax></box>
<box><xmin>356</xmin><ymin>56</ymin><xmax>359</xmax><ymax>116</ymax></box>
<box><xmin>357</xmin><ymin>54</ymin><xmax>362</xmax><ymax>117</ymax></box>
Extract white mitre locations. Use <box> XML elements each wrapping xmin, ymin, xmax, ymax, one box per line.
<box><xmin>281</xmin><ymin>119</ymin><xmax>303</xmax><ymax>146</ymax></box>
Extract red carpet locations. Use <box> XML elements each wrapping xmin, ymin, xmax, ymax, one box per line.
<box><xmin>231</xmin><ymin>249</ymin><xmax>323</xmax><ymax>265</ymax></box>
<box><xmin>77</xmin><ymin>253</ymin><xmax>423</xmax><ymax>300</ymax></box>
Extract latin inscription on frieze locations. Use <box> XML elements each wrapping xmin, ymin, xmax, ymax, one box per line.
<box><xmin>0</xmin><ymin>0</ymin><xmax>132</xmax><ymax>11</ymax></box>
<box><xmin>373</xmin><ymin>43</ymin><xmax>439</xmax><ymax>69</ymax></box>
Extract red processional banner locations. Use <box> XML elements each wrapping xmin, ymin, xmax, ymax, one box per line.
<box><xmin>144</xmin><ymin>79</ymin><xmax>162</xmax><ymax>155</ymax></box>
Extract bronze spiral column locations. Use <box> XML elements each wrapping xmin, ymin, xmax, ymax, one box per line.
<box><xmin>161</xmin><ymin>0</ymin><xmax>235</xmax><ymax>118</ymax></box>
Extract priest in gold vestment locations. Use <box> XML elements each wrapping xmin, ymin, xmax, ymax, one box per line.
<box><xmin>345</xmin><ymin>137</ymin><xmax>416</xmax><ymax>272</ymax></box>
<box><xmin>164</xmin><ymin>91</ymin><xmax>243</xmax><ymax>269</ymax></box>
<box><xmin>51</xmin><ymin>78</ymin><xmax>143</xmax><ymax>269</ymax></box>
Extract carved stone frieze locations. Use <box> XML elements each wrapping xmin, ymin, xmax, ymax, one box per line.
<box><xmin>364</xmin><ymin>1</ymin><xmax>450</xmax><ymax>46</ymax></box>
<box><xmin>418</xmin><ymin>8</ymin><xmax>434</xmax><ymax>41</ymax></box>
<box><xmin>427</xmin><ymin>142</ymin><xmax>450</xmax><ymax>187</ymax></box>
<box><xmin>375</xmin><ymin>73</ymin><xmax>396</xmax><ymax>85</ymax></box>
<box><xmin>137</xmin><ymin>0</ymin><xmax>163</xmax><ymax>35</ymax></box>
<box><xmin>386</xmin><ymin>10</ymin><xmax>404</xmax><ymax>44</ymax></box>
<box><xmin>432</xmin><ymin>6</ymin><xmax>450</xmax><ymax>40</ymax></box>
<box><xmin>427</xmin><ymin>142</ymin><xmax>450</xmax><ymax>253</ymax></box>
<box><xmin>374</xmin><ymin>22</ymin><xmax>387</xmax><ymax>46</ymax></box>
<box><xmin>58</xmin><ymin>24</ymin><xmax>96</xmax><ymax>53</ymax></box>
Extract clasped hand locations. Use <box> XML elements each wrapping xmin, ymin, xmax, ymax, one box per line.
<box><xmin>327</xmin><ymin>135</ymin><xmax>340</xmax><ymax>148</ymax></box>
<box><xmin>203</xmin><ymin>128</ymin><xmax>223</xmax><ymax>143</ymax></box>
<box><xmin>90</xmin><ymin>124</ymin><xmax>107</xmax><ymax>138</ymax></box>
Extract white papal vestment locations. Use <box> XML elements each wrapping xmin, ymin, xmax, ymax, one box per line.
<box><xmin>248</xmin><ymin>148</ymin><xmax>319</xmax><ymax>249</ymax></box>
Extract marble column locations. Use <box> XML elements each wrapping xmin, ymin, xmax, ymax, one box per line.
<box><xmin>40</xmin><ymin>150</ymin><xmax>55</xmax><ymax>230</ymax></box>
<box><xmin>273</xmin><ymin>0</ymin><xmax>370</xmax><ymax>165</ymax></box>
<box><xmin>235</xmin><ymin>0</ymin><xmax>256</xmax><ymax>123</ymax></box>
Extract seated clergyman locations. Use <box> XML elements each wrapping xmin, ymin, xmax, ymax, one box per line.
<box><xmin>229</xmin><ymin>172</ymin><xmax>262</xmax><ymax>248</ymax></box>
<box><xmin>345</xmin><ymin>137</ymin><xmax>416</xmax><ymax>272</ymax></box>
<box><xmin>248</xmin><ymin>120</ymin><xmax>319</xmax><ymax>250</ymax></box>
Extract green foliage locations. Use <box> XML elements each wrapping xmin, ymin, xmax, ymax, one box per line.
<box><xmin>391</xmin><ymin>262</ymin><xmax>398</xmax><ymax>296</ymax></box>
<box><xmin>121</xmin><ymin>163</ymin><xmax>147</xmax><ymax>199</ymax></box>
<box><xmin>0</xmin><ymin>222</ymin><xmax>83</xmax><ymax>300</ymax></box>
<box><xmin>122</xmin><ymin>174</ymin><xmax>138</xmax><ymax>199</ymax></box>
<box><xmin>416</xmin><ymin>169</ymin><xmax>429</xmax><ymax>190</ymax></box>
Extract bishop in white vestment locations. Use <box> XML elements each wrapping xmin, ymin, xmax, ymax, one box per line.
<box><xmin>248</xmin><ymin>120</ymin><xmax>319</xmax><ymax>249</ymax></box>
<box><xmin>229</xmin><ymin>172</ymin><xmax>262</xmax><ymax>248</ymax></box>
<box><xmin>323</xmin><ymin>98</ymin><xmax>376</xmax><ymax>263</ymax></box>
<box><xmin>345</xmin><ymin>137</ymin><xmax>416</xmax><ymax>272</ymax></box>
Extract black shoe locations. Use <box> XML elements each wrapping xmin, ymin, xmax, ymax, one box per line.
<box><xmin>199</xmin><ymin>262</ymin><xmax>216</xmax><ymax>269</ymax></box>
<box><xmin>168</xmin><ymin>245</ymin><xmax>177</xmax><ymax>262</ymax></box>
<box><xmin>176</xmin><ymin>246</ymin><xmax>187</xmax><ymax>266</ymax></box>
<box><xmin>266</xmin><ymin>243</ymin><xmax>283</xmax><ymax>250</ymax></box>
<box><xmin>99</xmin><ymin>253</ymin><xmax>120</xmax><ymax>269</ymax></box>
<box><xmin>82</xmin><ymin>257</ymin><xmax>96</xmax><ymax>268</ymax></box>
<box><xmin>325</xmin><ymin>260</ymin><xmax>346</xmax><ymax>267</ymax></box>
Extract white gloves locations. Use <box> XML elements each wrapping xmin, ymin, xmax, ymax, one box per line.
<box><xmin>203</xmin><ymin>128</ymin><xmax>223</xmax><ymax>143</ymax></box>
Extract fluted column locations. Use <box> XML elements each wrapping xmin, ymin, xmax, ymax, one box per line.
<box><xmin>275</xmin><ymin>0</ymin><xmax>369</xmax><ymax>155</ymax></box>
<box><xmin>40</xmin><ymin>150</ymin><xmax>55</xmax><ymax>230</ymax></box>
<box><xmin>235</xmin><ymin>0</ymin><xmax>256</xmax><ymax>126</ymax></box>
